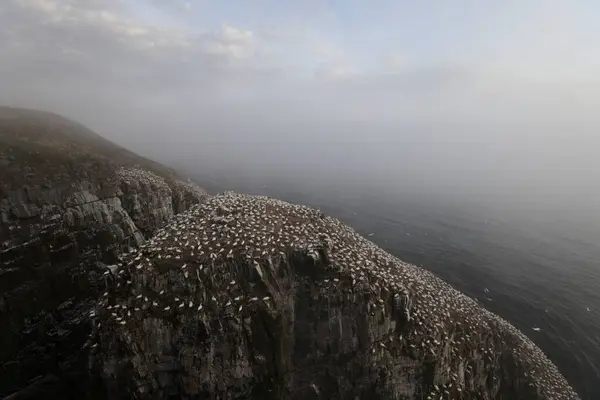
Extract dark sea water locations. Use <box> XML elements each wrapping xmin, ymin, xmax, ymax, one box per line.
<box><xmin>193</xmin><ymin>171</ymin><xmax>600</xmax><ymax>399</ymax></box>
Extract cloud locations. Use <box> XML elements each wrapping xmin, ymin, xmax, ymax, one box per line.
<box><xmin>1</xmin><ymin>0</ymin><xmax>268</xmax><ymax>108</ymax></box>
<box><xmin>206</xmin><ymin>24</ymin><xmax>258</xmax><ymax>59</ymax></box>
<box><xmin>1</xmin><ymin>0</ymin><xmax>599</xmax><ymax>202</ymax></box>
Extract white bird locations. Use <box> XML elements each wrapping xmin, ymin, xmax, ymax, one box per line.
<box><xmin>532</xmin><ymin>327</ymin><xmax>541</xmax><ymax>332</ymax></box>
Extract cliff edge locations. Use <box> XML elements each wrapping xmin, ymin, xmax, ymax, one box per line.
<box><xmin>92</xmin><ymin>192</ymin><xmax>580</xmax><ymax>399</ymax></box>
<box><xmin>0</xmin><ymin>107</ymin><xmax>209</xmax><ymax>398</ymax></box>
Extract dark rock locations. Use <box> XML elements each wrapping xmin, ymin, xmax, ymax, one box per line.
<box><xmin>92</xmin><ymin>193</ymin><xmax>580</xmax><ymax>399</ymax></box>
<box><xmin>0</xmin><ymin>107</ymin><xmax>209</xmax><ymax>399</ymax></box>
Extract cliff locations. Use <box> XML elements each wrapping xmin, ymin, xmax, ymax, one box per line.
<box><xmin>0</xmin><ymin>107</ymin><xmax>209</xmax><ymax>398</ymax></box>
<box><xmin>92</xmin><ymin>192</ymin><xmax>580</xmax><ymax>400</ymax></box>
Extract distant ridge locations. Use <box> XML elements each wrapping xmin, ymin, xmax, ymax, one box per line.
<box><xmin>0</xmin><ymin>106</ymin><xmax>208</xmax><ymax>399</ymax></box>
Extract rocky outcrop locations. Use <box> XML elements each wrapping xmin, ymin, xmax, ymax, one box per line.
<box><xmin>92</xmin><ymin>193</ymin><xmax>580</xmax><ymax>400</ymax></box>
<box><xmin>0</xmin><ymin>107</ymin><xmax>209</xmax><ymax>398</ymax></box>
<box><xmin>0</xmin><ymin>106</ymin><xmax>580</xmax><ymax>399</ymax></box>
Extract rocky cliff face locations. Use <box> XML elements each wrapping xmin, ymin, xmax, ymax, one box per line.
<box><xmin>0</xmin><ymin>107</ymin><xmax>208</xmax><ymax>398</ymax></box>
<box><xmin>0</xmin><ymin>107</ymin><xmax>580</xmax><ymax>399</ymax></box>
<box><xmin>92</xmin><ymin>192</ymin><xmax>580</xmax><ymax>400</ymax></box>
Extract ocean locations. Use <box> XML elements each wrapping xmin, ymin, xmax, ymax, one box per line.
<box><xmin>192</xmin><ymin>170</ymin><xmax>600</xmax><ymax>399</ymax></box>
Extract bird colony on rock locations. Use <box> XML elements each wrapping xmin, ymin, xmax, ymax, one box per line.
<box><xmin>89</xmin><ymin>192</ymin><xmax>579</xmax><ymax>399</ymax></box>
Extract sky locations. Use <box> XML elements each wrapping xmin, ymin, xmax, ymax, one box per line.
<box><xmin>1</xmin><ymin>0</ymin><xmax>600</xmax><ymax>215</ymax></box>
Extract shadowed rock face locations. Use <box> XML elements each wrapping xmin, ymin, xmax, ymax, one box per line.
<box><xmin>0</xmin><ymin>107</ymin><xmax>209</xmax><ymax>398</ymax></box>
<box><xmin>94</xmin><ymin>193</ymin><xmax>580</xmax><ymax>400</ymax></box>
